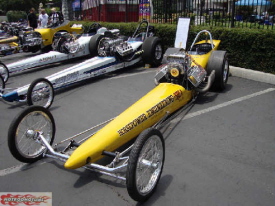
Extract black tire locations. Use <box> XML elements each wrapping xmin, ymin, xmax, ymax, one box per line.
<box><xmin>29</xmin><ymin>45</ymin><xmax>41</xmax><ymax>53</ymax></box>
<box><xmin>126</xmin><ymin>128</ymin><xmax>165</xmax><ymax>202</ymax></box>
<box><xmin>89</xmin><ymin>34</ymin><xmax>104</xmax><ymax>57</ymax></box>
<box><xmin>142</xmin><ymin>37</ymin><xmax>163</xmax><ymax>67</ymax></box>
<box><xmin>0</xmin><ymin>61</ymin><xmax>9</xmax><ymax>83</ymax></box>
<box><xmin>207</xmin><ymin>51</ymin><xmax>229</xmax><ymax>91</ymax></box>
<box><xmin>41</xmin><ymin>45</ymin><xmax>52</xmax><ymax>53</ymax></box>
<box><xmin>8</xmin><ymin>105</ymin><xmax>55</xmax><ymax>163</ymax></box>
<box><xmin>0</xmin><ymin>75</ymin><xmax>5</xmax><ymax>93</ymax></box>
<box><xmin>27</xmin><ymin>78</ymin><xmax>54</xmax><ymax>109</ymax></box>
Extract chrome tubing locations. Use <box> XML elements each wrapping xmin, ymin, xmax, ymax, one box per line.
<box><xmin>39</xmin><ymin>134</ymin><xmax>70</xmax><ymax>160</ymax></box>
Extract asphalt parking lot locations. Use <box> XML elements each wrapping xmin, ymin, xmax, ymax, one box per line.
<box><xmin>0</xmin><ymin>52</ymin><xmax>274</xmax><ymax>206</ymax></box>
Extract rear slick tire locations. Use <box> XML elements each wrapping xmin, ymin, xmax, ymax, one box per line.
<box><xmin>207</xmin><ymin>51</ymin><xmax>229</xmax><ymax>91</ymax></box>
<box><xmin>89</xmin><ymin>34</ymin><xmax>105</xmax><ymax>57</ymax></box>
<box><xmin>142</xmin><ymin>37</ymin><xmax>163</xmax><ymax>67</ymax></box>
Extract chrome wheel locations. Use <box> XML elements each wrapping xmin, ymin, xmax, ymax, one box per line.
<box><xmin>136</xmin><ymin>135</ymin><xmax>164</xmax><ymax>195</ymax></box>
<box><xmin>8</xmin><ymin>106</ymin><xmax>55</xmax><ymax>163</ymax></box>
<box><xmin>0</xmin><ymin>62</ymin><xmax>9</xmax><ymax>83</ymax></box>
<box><xmin>223</xmin><ymin>59</ymin><xmax>229</xmax><ymax>83</ymax></box>
<box><xmin>154</xmin><ymin>44</ymin><xmax>163</xmax><ymax>61</ymax></box>
<box><xmin>97</xmin><ymin>37</ymin><xmax>108</xmax><ymax>57</ymax></box>
<box><xmin>27</xmin><ymin>78</ymin><xmax>54</xmax><ymax>109</ymax></box>
<box><xmin>127</xmin><ymin>128</ymin><xmax>164</xmax><ymax>202</ymax></box>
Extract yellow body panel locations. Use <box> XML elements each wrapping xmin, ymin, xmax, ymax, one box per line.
<box><xmin>64</xmin><ymin>83</ymin><xmax>193</xmax><ymax>169</ymax></box>
<box><xmin>34</xmin><ymin>22</ymin><xmax>83</xmax><ymax>47</ymax></box>
<box><xmin>35</xmin><ymin>29</ymin><xmax>53</xmax><ymax>46</ymax></box>
<box><xmin>0</xmin><ymin>22</ymin><xmax>82</xmax><ymax>47</ymax></box>
<box><xmin>0</xmin><ymin>36</ymin><xmax>19</xmax><ymax>44</ymax></box>
<box><xmin>9</xmin><ymin>42</ymin><xmax>18</xmax><ymax>47</ymax></box>
<box><xmin>189</xmin><ymin>39</ymin><xmax>221</xmax><ymax>68</ymax></box>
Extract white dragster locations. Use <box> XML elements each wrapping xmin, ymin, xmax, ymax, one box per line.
<box><xmin>0</xmin><ymin>23</ymin><xmax>108</xmax><ymax>83</ymax></box>
<box><xmin>0</xmin><ymin>20</ymin><xmax>163</xmax><ymax>108</ymax></box>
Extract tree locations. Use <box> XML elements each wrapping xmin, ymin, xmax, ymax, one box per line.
<box><xmin>61</xmin><ymin>0</ymin><xmax>74</xmax><ymax>21</ymax></box>
<box><xmin>0</xmin><ymin>0</ymin><xmax>75</xmax><ymax>21</ymax></box>
<box><xmin>0</xmin><ymin>0</ymin><xmax>60</xmax><ymax>13</ymax></box>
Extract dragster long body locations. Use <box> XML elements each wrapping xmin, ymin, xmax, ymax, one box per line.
<box><xmin>65</xmin><ymin>82</ymin><xmax>193</xmax><ymax>169</ymax></box>
<box><xmin>1</xmin><ymin>41</ymin><xmax>143</xmax><ymax>103</ymax></box>
<box><xmin>2</xmin><ymin>35</ymin><xmax>93</xmax><ymax>75</ymax></box>
<box><xmin>64</xmin><ymin>34</ymin><xmax>224</xmax><ymax>169</ymax></box>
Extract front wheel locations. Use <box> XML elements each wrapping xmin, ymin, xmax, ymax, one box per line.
<box><xmin>0</xmin><ymin>61</ymin><xmax>9</xmax><ymax>83</ymax></box>
<box><xmin>142</xmin><ymin>37</ymin><xmax>163</xmax><ymax>67</ymax></box>
<box><xmin>126</xmin><ymin>128</ymin><xmax>165</xmax><ymax>202</ymax></box>
<box><xmin>8</xmin><ymin>106</ymin><xmax>56</xmax><ymax>163</ymax></box>
<box><xmin>207</xmin><ymin>51</ymin><xmax>229</xmax><ymax>91</ymax></box>
<box><xmin>27</xmin><ymin>78</ymin><xmax>54</xmax><ymax>109</ymax></box>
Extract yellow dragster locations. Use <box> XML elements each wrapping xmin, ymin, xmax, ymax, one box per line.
<box><xmin>0</xmin><ymin>21</ymin><xmax>83</xmax><ymax>53</ymax></box>
<box><xmin>7</xmin><ymin>30</ymin><xmax>229</xmax><ymax>202</ymax></box>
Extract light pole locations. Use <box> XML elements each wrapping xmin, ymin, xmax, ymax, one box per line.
<box><xmin>231</xmin><ymin>0</ymin><xmax>238</xmax><ymax>28</ymax></box>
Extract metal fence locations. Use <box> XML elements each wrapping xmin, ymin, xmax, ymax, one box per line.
<box><xmin>80</xmin><ymin>0</ymin><xmax>274</xmax><ymax>29</ymax></box>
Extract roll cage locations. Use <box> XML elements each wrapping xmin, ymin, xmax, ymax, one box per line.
<box><xmin>188</xmin><ymin>30</ymin><xmax>215</xmax><ymax>55</ymax></box>
<box><xmin>129</xmin><ymin>19</ymin><xmax>155</xmax><ymax>41</ymax></box>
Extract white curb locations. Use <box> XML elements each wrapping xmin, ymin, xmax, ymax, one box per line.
<box><xmin>230</xmin><ymin>66</ymin><xmax>275</xmax><ymax>85</ymax></box>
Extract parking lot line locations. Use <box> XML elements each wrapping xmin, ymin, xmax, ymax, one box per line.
<box><xmin>171</xmin><ymin>88</ymin><xmax>275</xmax><ymax>123</ymax></box>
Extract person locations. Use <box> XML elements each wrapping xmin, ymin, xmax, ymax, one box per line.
<box><xmin>38</xmin><ymin>9</ymin><xmax>48</xmax><ymax>28</ymax></box>
<box><xmin>49</xmin><ymin>7</ymin><xmax>63</xmax><ymax>27</ymax></box>
<box><xmin>27</xmin><ymin>8</ymin><xmax>38</xmax><ymax>29</ymax></box>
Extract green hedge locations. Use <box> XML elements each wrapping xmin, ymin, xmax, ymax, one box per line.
<box><xmin>75</xmin><ymin>21</ymin><xmax>275</xmax><ymax>74</ymax></box>
<box><xmin>6</xmin><ymin>11</ymin><xmax>27</xmax><ymax>22</ymax></box>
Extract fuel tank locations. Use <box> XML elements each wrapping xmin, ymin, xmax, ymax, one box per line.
<box><xmin>64</xmin><ymin>83</ymin><xmax>192</xmax><ymax>169</ymax></box>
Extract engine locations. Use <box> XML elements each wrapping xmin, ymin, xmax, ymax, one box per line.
<box><xmin>22</xmin><ymin>31</ymin><xmax>42</xmax><ymax>52</ymax></box>
<box><xmin>187</xmin><ymin>65</ymin><xmax>207</xmax><ymax>87</ymax></box>
<box><xmin>0</xmin><ymin>44</ymin><xmax>15</xmax><ymax>55</ymax></box>
<box><xmin>98</xmin><ymin>38</ymin><xmax>124</xmax><ymax>57</ymax></box>
<box><xmin>154</xmin><ymin>62</ymin><xmax>186</xmax><ymax>85</ymax></box>
<box><xmin>116</xmin><ymin>42</ymin><xmax>134</xmax><ymax>57</ymax></box>
<box><xmin>155</xmin><ymin>51</ymin><xmax>190</xmax><ymax>85</ymax></box>
<box><xmin>52</xmin><ymin>32</ymin><xmax>79</xmax><ymax>54</ymax></box>
<box><xmin>97</xmin><ymin>28</ymin><xmax>136</xmax><ymax>57</ymax></box>
<box><xmin>154</xmin><ymin>51</ymin><xmax>206</xmax><ymax>88</ymax></box>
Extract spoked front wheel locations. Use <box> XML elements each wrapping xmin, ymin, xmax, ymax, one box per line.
<box><xmin>8</xmin><ymin>106</ymin><xmax>56</xmax><ymax>163</ymax></box>
<box><xmin>27</xmin><ymin>78</ymin><xmax>54</xmax><ymax>109</ymax></box>
<box><xmin>126</xmin><ymin>128</ymin><xmax>165</xmax><ymax>202</ymax></box>
<box><xmin>0</xmin><ymin>61</ymin><xmax>9</xmax><ymax>83</ymax></box>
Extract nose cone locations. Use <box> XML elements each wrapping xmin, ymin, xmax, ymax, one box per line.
<box><xmin>64</xmin><ymin>156</ymin><xmax>88</xmax><ymax>169</ymax></box>
<box><xmin>2</xmin><ymin>91</ymin><xmax>19</xmax><ymax>102</ymax></box>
